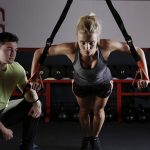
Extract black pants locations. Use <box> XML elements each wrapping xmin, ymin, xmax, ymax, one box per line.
<box><xmin>0</xmin><ymin>99</ymin><xmax>39</xmax><ymax>149</ymax></box>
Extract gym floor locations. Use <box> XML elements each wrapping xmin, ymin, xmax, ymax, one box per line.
<box><xmin>1</xmin><ymin>119</ymin><xmax>150</xmax><ymax>150</ymax></box>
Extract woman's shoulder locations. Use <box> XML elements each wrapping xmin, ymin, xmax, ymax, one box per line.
<box><xmin>61</xmin><ymin>42</ymin><xmax>76</xmax><ymax>48</ymax></box>
<box><xmin>61</xmin><ymin>42</ymin><xmax>77</xmax><ymax>53</ymax></box>
<box><xmin>98</xmin><ymin>39</ymin><xmax>108</xmax><ymax>50</ymax></box>
<box><xmin>99</xmin><ymin>39</ymin><xmax>111</xmax><ymax>47</ymax></box>
<box><xmin>99</xmin><ymin>39</ymin><xmax>118</xmax><ymax>50</ymax></box>
<box><xmin>61</xmin><ymin>42</ymin><xmax>77</xmax><ymax>62</ymax></box>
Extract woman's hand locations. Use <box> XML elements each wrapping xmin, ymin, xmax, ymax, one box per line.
<box><xmin>31</xmin><ymin>81</ymin><xmax>43</xmax><ymax>93</ymax></box>
<box><xmin>137</xmin><ymin>79</ymin><xmax>149</xmax><ymax>88</ymax></box>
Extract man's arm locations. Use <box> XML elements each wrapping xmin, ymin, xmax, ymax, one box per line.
<box><xmin>24</xmin><ymin>87</ymin><xmax>42</xmax><ymax>118</ymax></box>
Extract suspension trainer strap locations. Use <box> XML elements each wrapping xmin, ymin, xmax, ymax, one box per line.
<box><xmin>24</xmin><ymin>0</ymin><xmax>73</xmax><ymax>94</ymax></box>
<box><xmin>40</xmin><ymin>0</ymin><xmax>73</xmax><ymax>65</ymax></box>
<box><xmin>105</xmin><ymin>0</ymin><xmax>148</xmax><ymax>80</ymax></box>
<box><xmin>105</xmin><ymin>0</ymin><xmax>139</xmax><ymax>61</ymax></box>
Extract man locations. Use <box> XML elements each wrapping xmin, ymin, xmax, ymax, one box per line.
<box><xmin>0</xmin><ymin>32</ymin><xmax>42</xmax><ymax>150</ymax></box>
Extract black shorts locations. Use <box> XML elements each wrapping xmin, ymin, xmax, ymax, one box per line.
<box><xmin>72</xmin><ymin>81</ymin><xmax>113</xmax><ymax>98</ymax></box>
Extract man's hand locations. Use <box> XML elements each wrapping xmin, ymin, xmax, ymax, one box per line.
<box><xmin>28</xmin><ymin>100</ymin><xmax>42</xmax><ymax>118</ymax></box>
<box><xmin>0</xmin><ymin>126</ymin><xmax>13</xmax><ymax>141</ymax></box>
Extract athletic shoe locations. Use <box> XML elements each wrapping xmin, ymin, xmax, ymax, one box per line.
<box><xmin>90</xmin><ymin>137</ymin><xmax>102</xmax><ymax>150</ymax></box>
<box><xmin>80</xmin><ymin>137</ymin><xmax>91</xmax><ymax>150</ymax></box>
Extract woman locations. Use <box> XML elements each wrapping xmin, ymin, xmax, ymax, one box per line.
<box><xmin>31</xmin><ymin>13</ymin><xmax>149</xmax><ymax>150</ymax></box>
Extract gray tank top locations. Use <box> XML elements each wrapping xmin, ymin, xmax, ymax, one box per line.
<box><xmin>73</xmin><ymin>46</ymin><xmax>112</xmax><ymax>85</ymax></box>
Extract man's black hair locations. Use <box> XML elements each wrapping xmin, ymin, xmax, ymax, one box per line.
<box><xmin>0</xmin><ymin>32</ymin><xmax>18</xmax><ymax>45</ymax></box>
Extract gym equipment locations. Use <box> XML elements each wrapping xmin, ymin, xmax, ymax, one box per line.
<box><xmin>106</xmin><ymin>0</ymin><xmax>149</xmax><ymax>81</ymax></box>
<box><xmin>58</xmin><ymin>103</ymin><xmax>68</xmax><ymax>121</ymax></box>
<box><xmin>66</xmin><ymin>66</ymin><xmax>74</xmax><ymax>79</ymax></box>
<box><xmin>39</xmin><ymin>65</ymin><xmax>50</xmax><ymax>79</ymax></box>
<box><xmin>136</xmin><ymin>104</ymin><xmax>148</xmax><ymax>123</ymax></box>
<box><xmin>51</xmin><ymin>66</ymin><xmax>66</xmax><ymax>80</ymax></box>
<box><xmin>115</xmin><ymin>65</ymin><xmax>130</xmax><ymax>79</ymax></box>
<box><xmin>124</xmin><ymin>105</ymin><xmax>136</xmax><ymax>123</ymax></box>
<box><xmin>72</xmin><ymin>103</ymin><xmax>79</xmax><ymax>121</ymax></box>
<box><xmin>40</xmin><ymin>0</ymin><xmax>73</xmax><ymax>64</ymax></box>
<box><xmin>105</xmin><ymin>105</ymin><xmax>113</xmax><ymax>122</ymax></box>
<box><xmin>108</xmin><ymin>65</ymin><xmax>117</xmax><ymax>78</ymax></box>
<box><xmin>23</xmin><ymin>65</ymin><xmax>49</xmax><ymax>81</ymax></box>
<box><xmin>128</xmin><ymin>65</ymin><xmax>137</xmax><ymax>78</ymax></box>
<box><xmin>24</xmin><ymin>0</ymin><xmax>73</xmax><ymax>94</ymax></box>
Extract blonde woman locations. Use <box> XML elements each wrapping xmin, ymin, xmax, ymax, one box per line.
<box><xmin>31</xmin><ymin>13</ymin><xmax>149</xmax><ymax>150</ymax></box>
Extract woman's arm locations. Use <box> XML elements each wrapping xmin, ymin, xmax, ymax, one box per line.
<box><xmin>31</xmin><ymin>42</ymin><xmax>76</xmax><ymax>78</ymax></box>
<box><xmin>101</xmin><ymin>39</ymin><xmax>149</xmax><ymax>87</ymax></box>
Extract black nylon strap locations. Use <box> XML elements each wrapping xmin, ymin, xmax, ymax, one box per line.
<box><xmin>25</xmin><ymin>1</ymin><xmax>73</xmax><ymax>95</ymax></box>
<box><xmin>105</xmin><ymin>0</ymin><xmax>140</xmax><ymax>62</ymax></box>
<box><xmin>40</xmin><ymin>0</ymin><xmax>73</xmax><ymax>64</ymax></box>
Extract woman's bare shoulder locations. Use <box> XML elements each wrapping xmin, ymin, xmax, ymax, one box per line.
<box><xmin>98</xmin><ymin>39</ymin><xmax>111</xmax><ymax>50</ymax></box>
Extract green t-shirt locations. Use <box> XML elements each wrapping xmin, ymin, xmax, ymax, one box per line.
<box><xmin>0</xmin><ymin>62</ymin><xmax>27</xmax><ymax>110</ymax></box>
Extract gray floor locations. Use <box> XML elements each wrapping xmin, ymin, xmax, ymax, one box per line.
<box><xmin>1</xmin><ymin>120</ymin><xmax>150</xmax><ymax>150</ymax></box>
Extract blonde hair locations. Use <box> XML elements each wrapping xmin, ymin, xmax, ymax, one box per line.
<box><xmin>76</xmin><ymin>12</ymin><xmax>102</xmax><ymax>35</ymax></box>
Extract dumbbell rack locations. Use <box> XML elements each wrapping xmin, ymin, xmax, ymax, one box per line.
<box><xmin>114</xmin><ymin>80</ymin><xmax>150</xmax><ymax>122</ymax></box>
<box><xmin>12</xmin><ymin>79</ymin><xmax>150</xmax><ymax>123</ymax></box>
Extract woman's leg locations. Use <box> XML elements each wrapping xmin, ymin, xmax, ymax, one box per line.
<box><xmin>75</xmin><ymin>95</ymin><xmax>93</xmax><ymax>137</ymax></box>
<box><xmin>92</xmin><ymin>96</ymin><xmax>109</xmax><ymax>137</ymax></box>
<box><xmin>89</xmin><ymin>96</ymin><xmax>109</xmax><ymax>150</ymax></box>
<box><xmin>75</xmin><ymin>95</ymin><xmax>94</xmax><ymax>150</ymax></box>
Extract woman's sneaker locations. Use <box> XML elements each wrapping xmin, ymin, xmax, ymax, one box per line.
<box><xmin>90</xmin><ymin>137</ymin><xmax>102</xmax><ymax>150</ymax></box>
<box><xmin>80</xmin><ymin>137</ymin><xmax>91</xmax><ymax>150</ymax></box>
